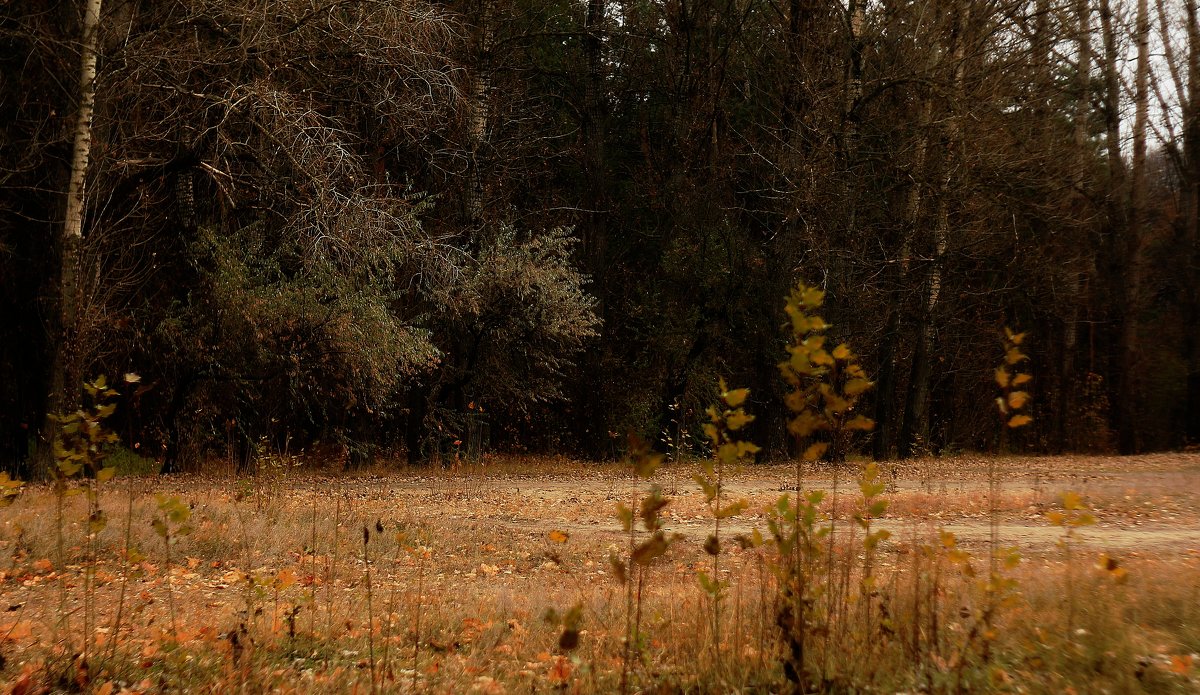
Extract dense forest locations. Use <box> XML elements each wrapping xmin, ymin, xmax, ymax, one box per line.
<box><xmin>1</xmin><ymin>0</ymin><xmax>1197</xmax><ymax>475</ymax></box>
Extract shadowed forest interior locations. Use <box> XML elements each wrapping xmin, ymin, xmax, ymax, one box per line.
<box><xmin>2</xmin><ymin>0</ymin><xmax>1198</xmax><ymax>476</ymax></box>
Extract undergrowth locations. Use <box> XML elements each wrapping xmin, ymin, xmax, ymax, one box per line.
<box><xmin>0</xmin><ymin>285</ymin><xmax>1196</xmax><ymax>693</ymax></box>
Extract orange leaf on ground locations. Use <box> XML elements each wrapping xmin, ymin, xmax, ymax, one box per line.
<box><xmin>547</xmin><ymin>655</ymin><xmax>572</xmax><ymax>684</ymax></box>
<box><xmin>1169</xmin><ymin>654</ymin><xmax>1193</xmax><ymax>675</ymax></box>
<box><xmin>0</xmin><ymin>620</ymin><xmax>33</xmax><ymax>642</ymax></box>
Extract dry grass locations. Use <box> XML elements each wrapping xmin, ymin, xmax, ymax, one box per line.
<box><xmin>1</xmin><ymin>454</ymin><xmax>1198</xmax><ymax>693</ymax></box>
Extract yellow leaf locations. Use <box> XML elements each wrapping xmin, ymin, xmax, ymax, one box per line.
<box><xmin>832</xmin><ymin>343</ymin><xmax>851</xmax><ymax>361</ymax></box>
<box><xmin>994</xmin><ymin>367</ymin><xmax>1010</xmax><ymax>388</ymax></box>
<box><xmin>844</xmin><ymin>415</ymin><xmax>875</xmax><ymax>431</ymax></box>
<box><xmin>844</xmin><ymin>378</ymin><xmax>872</xmax><ymax>397</ymax></box>
<box><xmin>723</xmin><ymin>387</ymin><xmax>750</xmax><ymax>408</ymax></box>
<box><xmin>788</xmin><ymin>411</ymin><xmax>828</xmax><ymax>438</ymax></box>
<box><xmin>1061</xmin><ymin>491</ymin><xmax>1085</xmax><ymax>510</ymax></box>
<box><xmin>725</xmin><ymin>410</ymin><xmax>755</xmax><ymax>431</ymax></box>
<box><xmin>1007</xmin><ymin>391</ymin><xmax>1030</xmax><ymax>410</ymax></box>
<box><xmin>1012</xmin><ymin>373</ymin><xmax>1032</xmax><ymax>386</ymax></box>
<box><xmin>1005</xmin><ymin>347</ymin><xmax>1027</xmax><ymax>365</ymax></box>
<box><xmin>1070</xmin><ymin>512</ymin><xmax>1096</xmax><ymax>527</ymax></box>
<box><xmin>548</xmin><ymin>530</ymin><xmax>569</xmax><ymax>544</ymax></box>
<box><xmin>96</xmin><ymin>466</ymin><xmax>117</xmax><ymax>483</ymax></box>
<box><xmin>1045</xmin><ymin>511</ymin><xmax>1065</xmax><ymax>526</ymax></box>
<box><xmin>802</xmin><ymin>442</ymin><xmax>828</xmax><ymax>461</ymax></box>
<box><xmin>1007</xmin><ymin>414</ymin><xmax>1032</xmax><ymax>428</ymax></box>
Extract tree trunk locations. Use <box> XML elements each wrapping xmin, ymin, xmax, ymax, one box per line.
<box><xmin>875</xmin><ymin>97</ymin><xmax>931</xmax><ymax>460</ymax></box>
<box><xmin>1058</xmin><ymin>0</ymin><xmax>1093</xmax><ymax>450</ymax></box>
<box><xmin>1118</xmin><ymin>0</ymin><xmax>1150</xmax><ymax>453</ymax></box>
<box><xmin>41</xmin><ymin>0</ymin><xmax>104</xmax><ymax>477</ymax></box>
<box><xmin>582</xmin><ymin>0</ymin><xmax>608</xmax><ymax>306</ymax></box>
<box><xmin>1183</xmin><ymin>0</ymin><xmax>1200</xmax><ymax>445</ymax></box>
<box><xmin>900</xmin><ymin>4</ymin><xmax>965</xmax><ymax>457</ymax></box>
<box><xmin>464</xmin><ymin>0</ymin><xmax>492</xmax><ymax>224</ymax></box>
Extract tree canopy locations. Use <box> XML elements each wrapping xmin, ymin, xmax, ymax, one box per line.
<box><xmin>1</xmin><ymin>0</ymin><xmax>1196</xmax><ymax>473</ymax></box>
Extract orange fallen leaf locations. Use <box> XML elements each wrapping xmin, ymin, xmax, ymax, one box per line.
<box><xmin>0</xmin><ymin>620</ymin><xmax>33</xmax><ymax>642</ymax></box>
<box><xmin>1169</xmin><ymin>654</ymin><xmax>1194</xmax><ymax>675</ymax></box>
<box><xmin>547</xmin><ymin>655</ymin><xmax>572</xmax><ymax>684</ymax></box>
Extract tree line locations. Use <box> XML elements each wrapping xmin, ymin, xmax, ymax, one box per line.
<box><xmin>1</xmin><ymin>0</ymin><xmax>1197</xmax><ymax>474</ymax></box>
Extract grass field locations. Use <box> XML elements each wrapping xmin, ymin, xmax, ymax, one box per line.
<box><xmin>1</xmin><ymin>453</ymin><xmax>1198</xmax><ymax>693</ymax></box>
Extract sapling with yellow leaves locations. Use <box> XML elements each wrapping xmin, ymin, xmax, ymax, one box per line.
<box><xmin>696</xmin><ymin>380</ymin><xmax>756</xmax><ymax>671</ymax></box>
<box><xmin>1046</xmin><ymin>491</ymin><xmax>1096</xmax><ymax>642</ymax></box>
<box><xmin>995</xmin><ymin>327</ymin><xmax>1033</xmax><ymax>434</ymax></box>
<box><xmin>854</xmin><ymin>463</ymin><xmax>891</xmax><ymax>640</ymax></box>
<box><xmin>610</xmin><ymin>434</ymin><xmax>676</xmax><ymax>694</ymax></box>
<box><xmin>778</xmin><ymin>282</ymin><xmax>875</xmax><ymax>468</ymax></box>
<box><xmin>771</xmin><ymin>280</ymin><xmax>875</xmax><ymax>690</ymax></box>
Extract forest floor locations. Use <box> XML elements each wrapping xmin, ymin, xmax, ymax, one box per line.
<box><xmin>1</xmin><ymin>453</ymin><xmax>1198</xmax><ymax>692</ymax></box>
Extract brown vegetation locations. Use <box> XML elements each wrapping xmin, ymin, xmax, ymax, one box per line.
<box><xmin>0</xmin><ymin>453</ymin><xmax>1197</xmax><ymax>693</ymax></box>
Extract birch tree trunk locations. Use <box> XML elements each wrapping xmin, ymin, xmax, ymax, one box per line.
<box><xmin>42</xmin><ymin>0</ymin><xmax>104</xmax><ymax>474</ymax></box>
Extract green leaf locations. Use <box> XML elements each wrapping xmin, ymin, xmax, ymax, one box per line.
<box><xmin>96</xmin><ymin>466</ymin><xmax>117</xmax><ymax>483</ymax></box>
<box><xmin>88</xmin><ymin>511</ymin><xmax>107</xmax><ymax>534</ymax></box>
